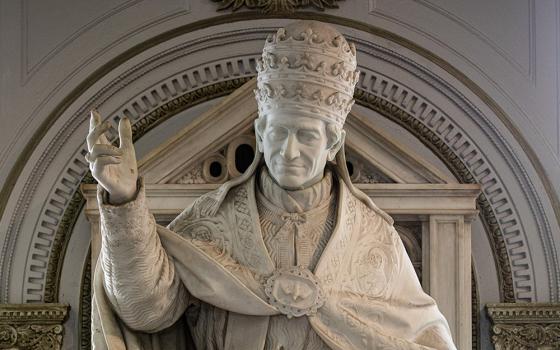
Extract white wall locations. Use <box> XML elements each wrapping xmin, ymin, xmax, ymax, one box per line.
<box><xmin>1</xmin><ymin>1</ymin><xmax>559</xmax><ymax>349</ymax></box>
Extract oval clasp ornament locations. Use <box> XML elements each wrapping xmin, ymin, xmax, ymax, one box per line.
<box><xmin>264</xmin><ymin>266</ymin><xmax>325</xmax><ymax>318</ymax></box>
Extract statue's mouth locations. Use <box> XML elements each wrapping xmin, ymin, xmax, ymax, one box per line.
<box><xmin>279</xmin><ymin>164</ymin><xmax>304</xmax><ymax>169</ymax></box>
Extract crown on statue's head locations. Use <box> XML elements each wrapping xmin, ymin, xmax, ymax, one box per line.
<box><xmin>255</xmin><ymin>20</ymin><xmax>360</xmax><ymax>129</ymax></box>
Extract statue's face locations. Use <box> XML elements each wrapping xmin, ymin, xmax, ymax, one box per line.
<box><xmin>258</xmin><ymin>113</ymin><xmax>336</xmax><ymax>189</ymax></box>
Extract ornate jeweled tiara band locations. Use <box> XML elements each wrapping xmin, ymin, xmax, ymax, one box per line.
<box><xmin>255</xmin><ymin>21</ymin><xmax>360</xmax><ymax>128</ymax></box>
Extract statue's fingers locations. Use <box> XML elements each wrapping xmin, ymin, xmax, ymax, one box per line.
<box><xmin>89</xmin><ymin>144</ymin><xmax>123</xmax><ymax>160</ymax></box>
<box><xmin>118</xmin><ymin>117</ymin><xmax>133</xmax><ymax>150</ymax></box>
<box><xmin>94</xmin><ymin>156</ymin><xmax>122</xmax><ymax>167</ymax></box>
<box><xmin>89</xmin><ymin>109</ymin><xmax>102</xmax><ymax>131</ymax></box>
<box><xmin>98</xmin><ymin>132</ymin><xmax>111</xmax><ymax>146</ymax></box>
<box><xmin>86</xmin><ymin>152</ymin><xmax>120</xmax><ymax>164</ymax></box>
<box><xmin>87</xmin><ymin>122</ymin><xmax>111</xmax><ymax>150</ymax></box>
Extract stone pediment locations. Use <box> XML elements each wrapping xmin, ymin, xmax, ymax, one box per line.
<box><xmin>138</xmin><ymin>79</ymin><xmax>454</xmax><ymax>186</ymax></box>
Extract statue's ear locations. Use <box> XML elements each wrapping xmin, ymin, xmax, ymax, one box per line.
<box><xmin>327</xmin><ymin>129</ymin><xmax>345</xmax><ymax>161</ymax></box>
<box><xmin>254</xmin><ymin>119</ymin><xmax>264</xmax><ymax>153</ymax></box>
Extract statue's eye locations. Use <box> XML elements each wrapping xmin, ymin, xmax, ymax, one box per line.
<box><xmin>298</xmin><ymin>130</ymin><xmax>320</xmax><ymax>144</ymax></box>
<box><xmin>268</xmin><ymin>127</ymin><xmax>287</xmax><ymax>141</ymax></box>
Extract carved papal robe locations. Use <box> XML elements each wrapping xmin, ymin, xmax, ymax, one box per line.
<box><xmin>92</xmin><ymin>165</ymin><xmax>456</xmax><ymax>350</ymax></box>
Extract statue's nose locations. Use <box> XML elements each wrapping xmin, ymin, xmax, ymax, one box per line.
<box><xmin>280</xmin><ymin>134</ymin><xmax>300</xmax><ymax>161</ymax></box>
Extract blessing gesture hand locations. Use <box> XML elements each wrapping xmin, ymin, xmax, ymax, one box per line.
<box><xmin>86</xmin><ymin>110</ymin><xmax>138</xmax><ymax>204</ymax></box>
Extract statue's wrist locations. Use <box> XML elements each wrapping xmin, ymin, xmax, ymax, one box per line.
<box><xmin>106</xmin><ymin>182</ymin><xmax>139</xmax><ymax>205</ymax></box>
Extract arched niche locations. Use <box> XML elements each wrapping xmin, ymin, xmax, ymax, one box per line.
<box><xmin>1</xmin><ymin>18</ymin><xmax>557</xmax><ymax>350</ymax></box>
<box><xmin>81</xmin><ymin>79</ymin><xmax>479</xmax><ymax>348</ymax></box>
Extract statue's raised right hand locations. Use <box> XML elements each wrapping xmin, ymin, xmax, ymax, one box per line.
<box><xmin>86</xmin><ymin>110</ymin><xmax>138</xmax><ymax>204</ymax></box>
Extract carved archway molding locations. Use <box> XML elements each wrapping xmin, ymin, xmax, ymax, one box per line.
<box><xmin>0</xmin><ymin>18</ymin><xmax>557</xmax><ymax>348</ymax></box>
<box><xmin>10</xmin><ymin>51</ymin><xmax>511</xmax><ymax>297</ymax></box>
<box><xmin>1</xmin><ymin>14</ymin><xmax>557</xmax><ymax>310</ymax></box>
<box><xmin>3</xmin><ymin>18</ymin><xmax>553</xmax><ymax>301</ymax></box>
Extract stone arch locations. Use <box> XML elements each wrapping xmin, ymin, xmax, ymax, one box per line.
<box><xmin>0</xmin><ymin>16</ymin><xmax>557</xmax><ymax>349</ymax></box>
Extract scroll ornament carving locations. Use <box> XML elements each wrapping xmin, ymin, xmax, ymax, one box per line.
<box><xmin>0</xmin><ymin>304</ymin><xmax>68</xmax><ymax>350</ymax></box>
<box><xmin>258</xmin><ymin>51</ymin><xmax>359</xmax><ymax>88</ymax></box>
<box><xmin>211</xmin><ymin>0</ymin><xmax>343</xmax><ymax>13</ymax></box>
<box><xmin>492</xmin><ymin>324</ymin><xmax>560</xmax><ymax>349</ymax></box>
<box><xmin>487</xmin><ymin>303</ymin><xmax>560</xmax><ymax>350</ymax></box>
<box><xmin>0</xmin><ymin>325</ymin><xmax>63</xmax><ymax>350</ymax></box>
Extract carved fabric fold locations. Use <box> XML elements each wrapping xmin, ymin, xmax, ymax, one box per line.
<box><xmin>93</xmin><ymin>174</ymin><xmax>456</xmax><ymax>349</ymax></box>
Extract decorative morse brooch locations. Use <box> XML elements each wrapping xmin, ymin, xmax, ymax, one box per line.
<box><xmin>264</xmin><ymin>265</ymin><xmax>325</xmax><ymax>318</ymax></box>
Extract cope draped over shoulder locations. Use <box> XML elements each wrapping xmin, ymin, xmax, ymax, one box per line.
<box><xmin>92</xmin><ymin>169</ymin><xmax>456</xmax><ymax>350</ymax></box>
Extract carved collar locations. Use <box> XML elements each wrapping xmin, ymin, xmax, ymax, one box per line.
<box><xmin>257</xmin><ymin>166</ymin><xmax>333</xmax><ymax>213</ymax></box>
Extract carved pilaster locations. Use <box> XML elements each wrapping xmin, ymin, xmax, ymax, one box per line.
<box><xmin>423</xmin><ymin>215</ymin><xmax>472</xmax><ymax>349</ymax></box>
<box><xmin>0</xmin><ymin>304</ymin><xmax>68</xmax><ymax>350</ymax></box>
<box><xmin>486</xmin><ymin>303</ymin><xmax>560</xmax><ymax>350</ymax></box>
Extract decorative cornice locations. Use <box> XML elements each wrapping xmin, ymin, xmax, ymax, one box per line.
<box><xmin>487</xmin><ymin>303</ymin><xmax>560</xmax><ymax>349</ymax></box>
<box><xmin>0</xmin><ymin>304</ymin><xmax>68</xmax><ymax>323</ymax></box>
<box><xmin>0</xmin><ymin>303</ymin><xmax>68</xmax><ymax>350</ymax></box>
<box><xmin>487</xmin><ymin>303</ymin><xmax>560</xmax><ymax>323</ymax></box>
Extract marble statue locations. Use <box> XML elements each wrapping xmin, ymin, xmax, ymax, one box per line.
<box><xmin>89</xmin><ymin>20</ymin><xmax>457</xmax><ymax>350</ymax></box>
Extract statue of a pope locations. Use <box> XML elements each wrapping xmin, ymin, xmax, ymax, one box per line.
<box><xmin>89</xmin><ymin>20</ymin><xmax>457</xmax><ymax>350</ymax></box>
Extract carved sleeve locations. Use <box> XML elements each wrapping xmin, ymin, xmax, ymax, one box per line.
<box><xmin>98</xmin><ymin>179</ymin><xmax>189</xmax><ymax>333</ymax></box>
